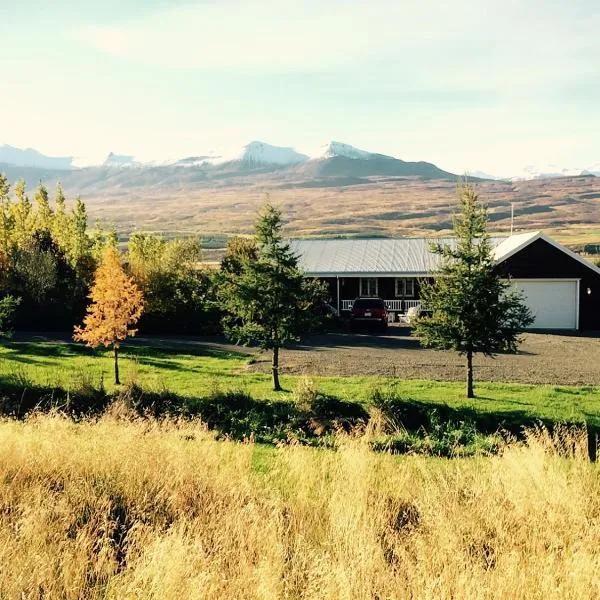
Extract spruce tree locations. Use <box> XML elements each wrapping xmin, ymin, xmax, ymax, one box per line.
<box><xmin>219</xmin><ymin>204</ymin><xmax>326</xmax><ymax>391</ymax></box>
<box><xmin>414</xmin><ymin>184</ymin><xmax>533</xmax><ymax>398</ymax></box>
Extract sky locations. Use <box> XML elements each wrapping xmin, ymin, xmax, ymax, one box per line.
<box><xmin>1</xmin><ymin>0</ymin><xmax>599</xmax><ymax>175</ymax></box>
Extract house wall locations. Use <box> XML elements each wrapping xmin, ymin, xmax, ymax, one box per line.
<box><xmin>496</xmin><ymin>238</ymin><xmax>600</xmax><ymax>330</ymax></box>
<box><xmin>336</xmin><ymin>277</ymin><xmax>424</xmax><ymax>300</ymax></box>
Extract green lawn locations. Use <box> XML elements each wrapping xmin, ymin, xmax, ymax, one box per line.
<box><xmin>1</xmin><ymin>340</ymin><xmax>599</xmax><ymax>427</ymax></box>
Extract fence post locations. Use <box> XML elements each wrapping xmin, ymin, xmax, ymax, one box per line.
<box><xmin>587</xmin><ymin>430</ymin><xmax>597</xmax><ymax>462</ymax></box>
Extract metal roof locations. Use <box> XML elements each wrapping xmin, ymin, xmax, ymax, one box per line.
<box><xmin>290</xmin><ymin>236</ymin><xmax>508</xmax><ymax>276</ymax></box>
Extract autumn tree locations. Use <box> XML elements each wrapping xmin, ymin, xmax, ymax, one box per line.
<box><xmin>414</xmin><ymin>183</ymin><xmax>533</xmax><ymax>398</ymax></box>
<box><xmin>0</xmin><ymin>174</ymin><xmax>14</xmax><ymax>264</ymax></box>
<box><xmin>11</xmin><ymin>179</ymin><xmax>32</xmax><ymax>247</ymax></box>
<box><xmin>219</xmin><ymin>204</ymin><xmax>326</xmax><ymax>391</ymax></box>
<box><xmin>52</xmin><ymin>183</ymin><xmax>68</xmax><ymax>251</ymax></box>
<box><xmin>128</xmin><ymin>232</ymin><xmax>211</xmax><ymax>332</ymax></box>
<box><xmin>33</xmin><ymin>181</ymin><xmax>53</xmax><ymax>233</ymax></box>
<box><xmin>220</xmin><ymin>236</ymin><xmax>258</xmax><ymax>276</ymax></box>
<box><xmin>74</xmin><ymin>246</ymin><xmax>144</xmax><ymax>384</ymax></box>
<box><xmin>66</xmin><ymin>195</ymin><xmax>91</xmax><ymax>269</ymax></box>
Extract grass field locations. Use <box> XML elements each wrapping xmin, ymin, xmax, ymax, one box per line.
<box><xmin>0</xmin><ymin>414</ymin><xmax>598</xmax><ymax>599</ymax></box>
<box><xmin>2</xmin><ymin>341</ymin><xmax>599</xmax><ymax>429</ymax></box>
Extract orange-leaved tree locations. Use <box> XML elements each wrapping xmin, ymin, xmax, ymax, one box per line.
<box><xmin>74</xmin><ymin>246</ymin><xmax>144</xmax><ymax>384</ymax></box>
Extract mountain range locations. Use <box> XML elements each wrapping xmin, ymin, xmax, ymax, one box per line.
<box><xmin>2</xmin><ymin>141</ymin><xmax>597</xmax><ymax>183</ymax></box>
<box><xmin>0</xmin><ymin>141</ymin><xmax>458</xmax><ymax>193</ymax></box>
<box><xmin>0</xmin><ymin>141</ymin><xmax>598</xmax><ymax>243</ymax></box>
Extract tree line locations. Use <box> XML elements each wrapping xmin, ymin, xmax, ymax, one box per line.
<box><xmin>0</xmin><ymin>175</ymin><xmax>217</xmax><ymax>335</ymax></box>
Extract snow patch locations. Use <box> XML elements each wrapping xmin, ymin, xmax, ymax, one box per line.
<box><xmin>102</xmin><ymin>152</ymin><xmax>140</xmax><ymax>168</ymax></box>
<box><xmin>237</xmin><ymin>141</ymin><xmax>309</xmax><ymax>166</ymax></box>
<box><xmin>320</xmin><ymin>141</ymin><xmax>377</xmax><ymax>160</ymax></box>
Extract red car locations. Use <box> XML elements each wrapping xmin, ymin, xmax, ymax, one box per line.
<box><xmin>350</xmin><ymin>297</ymin><xmax>388</xmax><ymax>330</ymax></box>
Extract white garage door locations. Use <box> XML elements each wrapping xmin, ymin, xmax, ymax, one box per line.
<box><xmin>512</xmin><ymin>280</ymin><xmax>578</xmax><ymax>329</ymax></box>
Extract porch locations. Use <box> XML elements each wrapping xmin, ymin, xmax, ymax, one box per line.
<box><xmin>341</xmin><ymin>298</ymin><xmax>422</xmax><ymax>313</ymax></box>
<box><xmin>320</xmin><ymin>275</ymin><xmax>425</xmax><ymax>320</ymax></box>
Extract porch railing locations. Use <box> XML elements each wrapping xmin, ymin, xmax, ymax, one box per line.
<box><xmin>341</xmin><ymin>299</ymin><xmax>421</xmax><ymax>313</ymax></box>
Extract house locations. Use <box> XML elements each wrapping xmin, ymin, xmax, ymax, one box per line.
<box><xmin>290</xmin><ymin>232</ymin><xmax>600</xmax><ymax>331</ymax></box>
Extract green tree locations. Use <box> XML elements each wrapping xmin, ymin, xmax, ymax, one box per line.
<box><xmin>0</xmin><ymin>174</ymin><xmax>14</xmax><ymax>265</ymax></box>
<box><xmin>52</xmin><ymin>182</ymin><xmax>68</xmax><ymax>250</ymax></box>
<box><xmin>221</xmin><ymin>236</ymin><xmax>257</xmax><ymax>276</ymax></box>
<box><xmin>128</xmin><ymin>233</ymin><xmax>210</xmax><ymax>332</ymax></box>
<box><xmin>11</xmin><ymin>179</ymin><xmax>32</xmax><ymax>247</ymax></box>
<box><xmin>67</xmin><ymin>196</ymin><xmax>91</xmax><ymax>268</ymax></box>
<box><xmin>0</xmin><ymin>295</ymin><xmax>20</xmax><ymax>338</ymax></box>
<box><xmin>33</xmin><ymin>181</ymin><xmax>53</xmax><ymax>232</ymax></box>
<box><xmin>414</xmin><ymin>183</ymin><xmax>533</xmax><ymax>398</ymax></box>
<box><xmin>219</xmin><ymin>204</ymin><xmax>326</xmax><ymax>391</ymax></box>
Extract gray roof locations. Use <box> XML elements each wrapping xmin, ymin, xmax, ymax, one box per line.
<box><xmin>290</xmin><ymin>237</ymin><xmax>507</xmax><ymax>276</ymax></box>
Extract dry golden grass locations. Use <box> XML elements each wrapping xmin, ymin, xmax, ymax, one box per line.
<box><xmin>1</xmin><ymin>411</ymin><xmax>600</xmax><ymax>599</ymax></box>
<box><xmin>76</xmin><ymin>175</ymin><xmax>600</xmax><ymax>245</ymax></box>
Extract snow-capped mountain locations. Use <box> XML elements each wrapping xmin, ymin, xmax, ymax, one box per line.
<box><xmin>581</xmin><ymin>164</ymin><xmax>600</xmax><ymax>177</ymax></box>
<box><xmin>3</xmin><ymin>140</ymin><xmax>596</xmax><ymax>183</ymax></box>
<box><xmin>468</xmin><ymin>170</ymin><xmax>502</xmax><ymax>180</ymax></box>
<box><xmin>468</xmin><ymin>164</ymin><xmax>599</xmax><ymax>181</ymax></box>
<box><xmin>0</xmin><ymin>144</ymin><xmax>74</xmax><ymax>170</ymax></box>
<box><xmin>102</xmin><ymin>152</ymin><xmax>140</xmax><ymax>168</ymax></box>
<box><xmin>235</xmin><ymin>141</ymin><xmax>309</xmax><ymax>167</ymax></box>
<box><xmin>320</xmin><ymin>141</ymin><xmax>378</xmax><ymax>160</ymax></box>
<box><xmin>172</xmin><ymin>155</ymin><xmax>223</xmax><ymax>167</ymax></box>
<box><xmin>508</xmin><ymin>165</ymin><xmax>584</xmax><ymax>181</ymax></box>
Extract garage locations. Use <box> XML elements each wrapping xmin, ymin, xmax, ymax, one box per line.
<box><xmin>511</xmin><ymin>279</ymin><xmax>578</xmax><ymax>330</ymax></box>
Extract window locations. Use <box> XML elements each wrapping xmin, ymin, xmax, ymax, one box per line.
<box><xmin>395</xmin><ymin>278</ymin><xmax>415</xmax><ymax>297</ymax></box>
<box><xmin>360</xmin><ymin>278</ymin><xmax>378</xmax><ymax>297</ymax></box>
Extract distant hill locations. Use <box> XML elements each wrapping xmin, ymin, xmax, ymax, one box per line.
<box><xmin>297</xmin><ymin>154</ymin><xmax>456</xmax><ymax>180</ymax></box>
<box><xmin>0</xmin><ymin>144</ymin><xmax>74</xmax><ymax>170</ymax></box>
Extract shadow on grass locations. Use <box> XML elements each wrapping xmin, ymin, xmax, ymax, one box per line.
<box><xmin>0</xmin><ymin>374</ymin><xmax>595</xmax><ymax>457</ymax></box>
<box><xmin>0</xmin><ymin>341</ymin><xmax>243</xmax><ymax>373</ymax></box>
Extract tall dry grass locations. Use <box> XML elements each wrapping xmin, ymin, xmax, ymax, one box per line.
<box><xmin>0</xmin><ymin>410</ymin><xmax>599</xmax><ymax>599</ymax></box>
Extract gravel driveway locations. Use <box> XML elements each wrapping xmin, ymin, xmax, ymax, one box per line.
<box><xmin>247</xmin><ymin>327</ymin><xmax>600</xmax><ymax>386</ymax></box>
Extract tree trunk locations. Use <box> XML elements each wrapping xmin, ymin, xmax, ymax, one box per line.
<box><xmin>114</xmin><ymin>345</ymin><xmax>120</xmax><ymax>385</ymax></box>
<box><xmin>466</xmin><ymin>349</ymin><xmax>474</xmax><ymax>398</ymax></box>
<box><xmin>272</xmin><ymin>346</ymin><xmax>281</xmax><ymax>391</ymax></box>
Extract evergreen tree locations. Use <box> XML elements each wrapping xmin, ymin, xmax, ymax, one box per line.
<box><xmin>11</xmin><ymin>179</ymin><xmax>32</xmax><ymax>247</ymax></box>
<box><xmin>33</xmin><ymin>181</ymin><xmax>53</xmax><ymax>233</ymax></box>
<box><xmin>219</xmin><ymin>204</ymin><xmax>326</xmax><ymax>391</ymax></box>
<box><xmin>414</xmin><ymin>184</ymin><xmax>533</xmax><ymax>398</ymax></box>
<box><xmin>74</xmin><ymin>246</ymin><xmax>144</xmax><ymax>385</ymax></box>
<box><xmin>0</xmin><ymin>295</ymin><xmax>20</xmax><ymax>338</ymax></box>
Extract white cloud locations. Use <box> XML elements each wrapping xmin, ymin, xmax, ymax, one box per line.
<box><xmin>75</xmin><ymin>0</ymin><xmax>487</xmax><ymax>71</ymax></box>
<box><xmin>73</xmin><ymin>0</ymin><xmax>600</xmax><ymax>103</ymax></box>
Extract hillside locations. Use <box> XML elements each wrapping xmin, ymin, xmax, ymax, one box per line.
<box><xmin>0</xmin><ymin>148</ymin><xmax>598</xmax><ymax>245</ymax></box>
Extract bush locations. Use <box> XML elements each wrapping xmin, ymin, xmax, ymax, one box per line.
<box><xmin>0</xmin><ymin>295</ymin><xmax>20</xmax><ymax>338</ymax></box>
